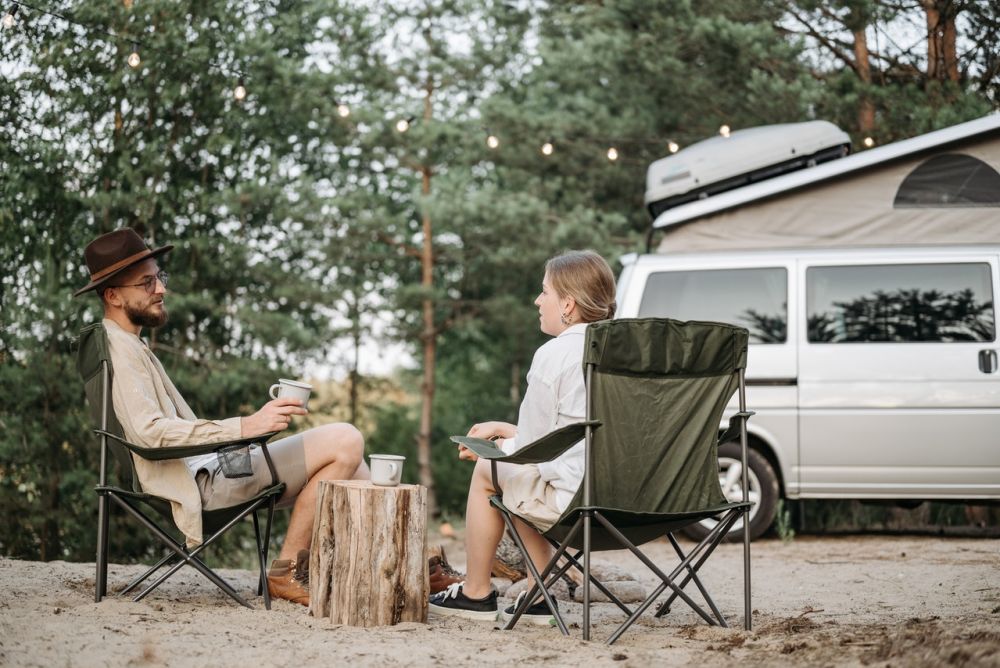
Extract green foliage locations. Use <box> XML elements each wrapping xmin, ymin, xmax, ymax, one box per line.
<box><xmin>1</xmin><ymin>0</ymin><xmax>357</xmax><ymax>561</ymax></box>
<box><xmin>795</xmin><ymin>500</ymin><xmax>994</xmax><ymax>534</ymax></box>
<box><xmin>774</xmin><ymin>0</ymin><xmax>996</xmax><ymax>144</ymax></box>
<box><xmin>775</xmin><ymin>499</ymin><xmax>796</xmax><ymax>543</ymax></box>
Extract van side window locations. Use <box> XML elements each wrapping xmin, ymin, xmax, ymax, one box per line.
<box><xmin>638</xmin><ymin>268</ymin><xmax>788</xmax><ymax>344</ymax></box>
<box><xmin>807</xmin><ymin>263</ymin><xmax>996</xmax><ymax>343</ymax></box>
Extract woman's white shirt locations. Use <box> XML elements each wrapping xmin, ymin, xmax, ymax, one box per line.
<box><xmin>500</xmin><ymin>323</ymin><xmax>588</xmax><ymax>511</ymax></box>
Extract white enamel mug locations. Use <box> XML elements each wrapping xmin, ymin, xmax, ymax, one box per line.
<box><xmin>268</xmin><ymin>378</ymin><xmax>312</xmax><ymax>408</ymax></box>
<box><xmin>369</xmin><ymin>454</ymin><xmax>405</xmax><ymax>486</ymax></box>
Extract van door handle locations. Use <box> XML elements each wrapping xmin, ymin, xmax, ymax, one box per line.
<box><xmin>979</xmin><ymin>349</ymin><xmax>998</xmax><ymax>374</ymax></box>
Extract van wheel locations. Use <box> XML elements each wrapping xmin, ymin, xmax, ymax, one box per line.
<box><xmin>681</xmin><ymin>443</ymin><xmax>779</xmax><ymax>542</ymax></box>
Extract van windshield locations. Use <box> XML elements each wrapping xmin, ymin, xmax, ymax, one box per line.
<box><xmin>638</xmin><ymin>267</ymin><xmax>788</xmax><ymax>344</ymax></box>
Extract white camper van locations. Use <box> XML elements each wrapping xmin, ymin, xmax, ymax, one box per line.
<box><xmin>622</xmin><ymin>116</ymin><xmax>1000</xmax><ymax>540</ymax></box>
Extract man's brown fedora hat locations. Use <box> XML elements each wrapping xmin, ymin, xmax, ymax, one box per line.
<box><xmin>74</xmin><ymin>228</ymin><xmax>173</xmax><ymax>297</ymax></box>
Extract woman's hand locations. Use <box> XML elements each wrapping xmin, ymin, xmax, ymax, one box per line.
<box><xmin>466</xmin><ymin>421</ymin><xmax>516</xmax><ymax>440</ymax></box>
<box><xmin>457</xmin><ymin>421</ymin><xmax>516</xmax><ymax>462</ymax></box>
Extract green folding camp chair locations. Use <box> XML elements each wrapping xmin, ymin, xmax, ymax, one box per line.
<box><xmin>76</xmin><ymin>322</ymin><xmax>286</xmax><ymax>608</ymax></box>
<box><xmin>453</xmin><ymin>318</ymin><xmax>753</xmax><ymax>643</ymax></box>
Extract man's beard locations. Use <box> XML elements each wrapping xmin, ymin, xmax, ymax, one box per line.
<box><xmin>125</xmin><ymin>301</ymin><xmax>168</xmax><ymax>328</ymax></box>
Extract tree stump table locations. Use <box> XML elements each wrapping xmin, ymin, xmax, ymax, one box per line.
<box><xmin>309</xmin><ymin>480</ymin><xmax>428</xmax><ymax>627</ymax></box>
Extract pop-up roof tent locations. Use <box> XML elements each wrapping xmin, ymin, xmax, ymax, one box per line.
<box><xmin>646</xmin><ymin>114</ymin><xmax>1000</xmax><ymax>253</ymax></box>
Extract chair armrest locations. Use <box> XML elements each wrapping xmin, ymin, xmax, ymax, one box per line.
<box><xmin>92</xmin><ymin>429</ymin><xmax>281</xmax><ymax>461</ymax></box>
<box><xmin>450</xmin><ymin>421</ymin><xmax>601</xmax><ymax>465</ymax></box>
<box><xmin>718</xmin><ymin>411</ymin><xmax>756</xmax><ymax>445</ymax></box>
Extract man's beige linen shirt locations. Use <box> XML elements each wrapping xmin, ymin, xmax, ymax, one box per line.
<box><xmin>104</xmin><ymin>319</ymin><xmax>243</xmax><ymax>546</ymax></box>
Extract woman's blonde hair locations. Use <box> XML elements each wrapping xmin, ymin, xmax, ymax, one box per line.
<box><xmin>545</xmin><ymin>250</ymin><xmax>617</xmax><ymax>323</ymax></box>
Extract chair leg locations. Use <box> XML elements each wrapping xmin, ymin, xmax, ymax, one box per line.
<box><xmin>583</xmin><ymin>509</ymin><xmax>592</xmax><ymax>642</ymax></box>
<box><xmin>497</xmin><ymin>509</ymin><xmax>581</xmax><ymax>636</ymax></box>
<box><xmin>262</xmin><ymin>498</ymin><xmax>276</xmax><ymax>609</ymax></box>
<box><xmin>655</xmin><ymin>510</ymin><xmax>742</xmax><ymax>622</ymax></box>
<box><xmin>135</xmin><ymin>552</ymin><xmax>248</xmax><ymax>607</ymax></box>
<box><xmin>109</xmin><ymin>494</ymin><xmax>254</xmax><ymax>608</ymax></box>
<box><xmin>253</xmin><ymin>510</ymin><xmax>263</xmax><ymax>597</ymax></box>
<box><xmin>95</xmin><ymin>493</ymin><xmax>110</xmax><ymax>602</ymax></box>
<box><xmin>504</xmin><ymin>537</ymin><xmax>583</xmax><ymax>633</ymax></box>
<box><xmin>253</xmin><ymin>502</ymin><xmax>275</xmax><ymax>610</ymax></box>
<box><xmin>655</xmin><ymin>532</ymin><xmax>728</xmax><ymax>624</ymax></box>
<box><xmin>592</xmin><ymin>512</ymin><xmax>720</xmax><ymax>644</ymax></box>
<box><xmin>557</xmin><ymin>549</ymin><xmax>633</xmax><ymax>616</ymax></box>
<box><xmin>121</xmin><ymin>551</ymin><xmax>177</xmax><ymax>596</ymax></box>
<box><xmin>743</xmin><ymin>504</ymin><xmax>752</xmax><ymax>631</ymax></box>
<box><xmin>666</xmin><ymin>532</ymin><xmax>724</xmax><ymax>621</ymax></box>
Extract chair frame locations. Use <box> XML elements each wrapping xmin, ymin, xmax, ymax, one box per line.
<box><xmin>91</xmin><ymin>357</ymin><xmax>285</xmax><ymax>609</ymax></box>
<box><xmin>467</xmin><ymin>336</ymin><xmax>754</xmax><ymax>644</ymax></box>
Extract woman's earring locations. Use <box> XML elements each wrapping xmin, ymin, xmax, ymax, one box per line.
<box><xmin>560</xmin><ymin>312</ymin><xmax>570</xmax><ymax>325</ymax></box>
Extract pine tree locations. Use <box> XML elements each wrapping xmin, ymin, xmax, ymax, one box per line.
<box><xmin>0</xmin><ymin>0</ymin><xmax>355</xmax><ymax>560</ymax></box>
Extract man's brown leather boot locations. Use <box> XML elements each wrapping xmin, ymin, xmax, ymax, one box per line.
<box><xmin>267</xmin><ymin>549</ymin><xmax>310</xmax><ymax>606</ymax></box>
<box><xmin>428</xmin><ymin>545</ymin><xmax>464</xmax><ymax>595</ymax></box>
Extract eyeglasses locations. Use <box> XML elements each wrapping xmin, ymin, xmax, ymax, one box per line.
<box><xmin>111</xmin><ymin>270</ymin><xmax>169</xmax><ymax>294</ymax></box>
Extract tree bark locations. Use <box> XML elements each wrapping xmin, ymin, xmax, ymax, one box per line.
<box><xmin>852</xmin><ymin>26</ymin><xmax>876</xmax><ymax>136</ymax></box>
<box><xmin>924</xmin><ymin>1</ymin><xmax>960</xmax><ymax>82</ymax></box>
<box><xmin>309</xmin><ymin>480</ymin><xmax>428</xmax><ymax>626</ymax></box>
<box><xmin>509</xmin><ymin>359</ymin><xmax>521</xmax><ymax>407</ymax></box>
<box><xmin>416</xmin><ymin>77</ymin><xmax>438</xmax><ymax>516</ymax></box>
<box><xmin>41</xmin><ymin>388</ymin><xmax>60</xmax><ymax>561</ymax></box>
<box><xmin>349</xmin><ymin>293</ymin><xmax>360</xmax><ymax>425</ymax></box>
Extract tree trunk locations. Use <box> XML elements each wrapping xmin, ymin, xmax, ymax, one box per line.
<box><xmin>924</xmin><ymin>1</ymin><xmax>960</xmax><ymax>82</ymax></box>
<box><xmin>309</xmin><ymin>480</ymin><xmax>428</xmax><ymax>627</ymax></box>
<box><xmin>852</xmin><ymin>26</ymin><xmax>875</xmax><ymax>136</ymax></box>
<box><xmin>416</xmin><ymin>79</ymin><xmax>438</xmax><ymax>516</ymax></box>
<box><xmin>349</xmin><ymin>293</ymin><xmax>360</xmax><ymax>425</ymax></box>
<box><xmin>509</xmin><ymin>359</ymin><xmax>521</xmax><ymax>407</ymax></box>
<box><xmin>41</xmin><ymin>389</ymin><xmax>61</xmax><ymax>561</ymax></box>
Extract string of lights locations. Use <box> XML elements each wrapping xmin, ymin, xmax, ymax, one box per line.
<box><xmin>1</xmin><ymin>0</ymin><xmax>353</xmax><ymax>112</ymax></box>
<box><xmin>3</xmin><ymin>1</ymin><xmax>826</xmax><ymax>162</ymax></box>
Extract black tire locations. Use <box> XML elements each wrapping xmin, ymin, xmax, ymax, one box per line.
<box><xmin>681</xmin><ymin>442</ymin><xmax>779</xmax><ymax>542</ymax></box>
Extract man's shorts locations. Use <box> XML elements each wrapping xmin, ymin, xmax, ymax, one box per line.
<box><xmin>494</xmin><ymin>461</ymin><xmax>563</xmax><ymax>532</ymax></box>
<box><xmin>195</xmin><ymin>434</ymin><xmax>308</xmax><ymax>511</ymax></box>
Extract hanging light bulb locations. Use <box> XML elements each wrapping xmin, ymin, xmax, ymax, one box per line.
<box><xmin>233</xmin><ymin>77</ymin><xmax>247</xmax><ymax>101</ymax></box>
<box><xmin>719</xmin><ymin>124</ymin><xmax>731</xmax><ymax>138</ymax></box>
<box><xmin>863</xmin><ymin>136</ymin><xmax>875</xmax><ymax>148</ymax></box>
<box><xmin>127</xmin><ymin>42</ymin><xmax>141</xmax><ymax>68</ymax></box>
<box><xmin>607</xmin><ymin>147</ymin><xmax>619</xmax><ymax>161</ymax></box>
<box><xmin>337</xmin><ymin>102</ymin><xmax>350</xmax><ymax>118</ymax></box>
<box><xmin>541</xmin><ymin>140</ymin><xmax>554</xmax><ymax>156</ymax></box>
<box><xmin>395</xmin><ymin>117</ymin><xmax>412</xmax><ymax>133</ymax></box>
<box><xmin>2</xmin><ymin>4</ymin><xmax>18</xmax><ymax>29</ymax></box>
<box><xmin>486</xmin><ymin>133</ymin><xmax>500</xmax><ymax>149</ymax></box>
<box><xmin>668</xmin><ymin>141</ymin><xmax>680</xmax><ymax>154</ymax></box>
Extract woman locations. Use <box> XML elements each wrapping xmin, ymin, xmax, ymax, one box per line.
<box><xmin>430</xmin><ymin>250</ymin><xmax>616</xmax><ymax>623</ymax></box>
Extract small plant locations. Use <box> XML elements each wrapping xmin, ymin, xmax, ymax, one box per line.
<box><xmin>775</xmin><ymin>499</ymin><xmax>795</xmax><ymax>543</ymax></box>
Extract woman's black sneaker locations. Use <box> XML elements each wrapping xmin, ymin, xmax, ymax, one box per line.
<box><xmin>499</xmin><ymin>590</ymin><xmax>558</xmax><ymax>626</ymax></box>
<box><xmin>429</xmin><ymin>582</ymin><xmax>499</xmax><ymax>621</ymax></box>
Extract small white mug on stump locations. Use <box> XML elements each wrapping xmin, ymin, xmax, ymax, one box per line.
<box><xmin>370</xmin><ymin>454</ymin><xmax>405</xmax><ymax>486</ymax></box>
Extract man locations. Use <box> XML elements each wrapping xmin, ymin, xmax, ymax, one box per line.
<box><xmin>75</xmin><ymin>228</ymin><xmax>369</xmax><ymax>606</ymax></box>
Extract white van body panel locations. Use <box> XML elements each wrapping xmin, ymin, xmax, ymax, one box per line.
<box><xmin>617</xmin><ymin>246</ymin><xmax>1000</xmax><ymax>501</ymax></box>
<box><xmin>796</xmin><ymin>248</ymin><xmax>1000</xmax><ymax>498</ymax></box>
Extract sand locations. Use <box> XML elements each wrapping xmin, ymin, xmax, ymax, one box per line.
<box><xmin>1</xmin><ymin>531</ymin><xmax>998</xmax><ymax>667</ymax></box>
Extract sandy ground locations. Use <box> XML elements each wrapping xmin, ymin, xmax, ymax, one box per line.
<box><xmin>1</xmin><ymin>530</ymin><xmax>998</xmax><ymax>667</ymax></box>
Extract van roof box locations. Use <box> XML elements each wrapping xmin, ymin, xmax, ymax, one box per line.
<box><xmin>645</xmin><ymin>121</ymin><xmax>851</xmax><ymax>219</ymax></box>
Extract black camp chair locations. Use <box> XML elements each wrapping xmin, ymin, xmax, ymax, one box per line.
<box><xmin>453</xmin><ymin>318</ymin><xmax>753</xmax><ymax>643</ymax></box>
<box><xmin>76</xmin><ymin>322</ymin><xmax>286</xmax><ymax>608</ymax></box>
